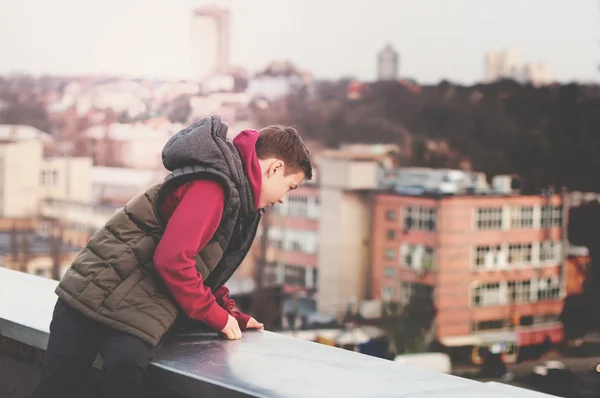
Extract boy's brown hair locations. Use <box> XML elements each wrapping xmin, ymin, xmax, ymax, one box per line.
<box><xmin>256</xmin><ymin>125</ymin><xmax>313</xmax><ymax>180</ymax></box>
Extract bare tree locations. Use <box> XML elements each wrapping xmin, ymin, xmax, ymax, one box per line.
<box><xmin>9</xmin><ymin>223</ymin><xmax>18</xmax><ymax>263</ymax></box>
<box><xmin>101</xmin><ymin>108</ymin><xmax>124</xmax><ymax>167</ymax></box>
<box><xmin>9</xmin><ymin>223</ymin><xmax>33</xmax><ymax>273</ymax></box>
<box><xmin>20</xmin><ymin>232</ymin><xmax>31</xmax><ymax>272</ymax></box>
<box><xmin>18</xmin><ymin>230</ymin><xmax>32</xmax><ymax>273</ymax></box>
<box><xmin>49</xmin><ymin>220</ymin><xmax>65</xmax><ymax>281</ymax></box>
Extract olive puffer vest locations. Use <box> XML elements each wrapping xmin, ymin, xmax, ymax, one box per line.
<box><xmin>55</xmin><ymin>116</ymin><xmax>261</xmax><ymax>346</ymax></box>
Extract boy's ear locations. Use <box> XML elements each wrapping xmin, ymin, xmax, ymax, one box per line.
<box><xmin>270</xmin><ymin>160</ymin><xmax>284</xmax><ymax>176</ymax></box>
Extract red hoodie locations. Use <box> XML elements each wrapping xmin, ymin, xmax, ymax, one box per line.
<box><xmin>153</xmin><ymin>129</ymin><xmax>262</xmax><ymax>332</ymax></box>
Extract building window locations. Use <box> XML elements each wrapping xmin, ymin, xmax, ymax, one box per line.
<box><xmin>385</xmin><ymin>249</ymin><xmax>396</xmax><ymax>260</ymax></box>
<box><xmin>290</xmin><ymin>241</ymin><xmax>303</xmax><ymax>252</ymax></box>
<box><xmin>508</xmin><ymin>243</ymin><xmax>533</xmax><ymax>265</ymax></box>
<box><xmin>473</xmin><ymin>278</ymin><xmax>561</xmax><ymax>308</ymax></box>
<box><xmin>401</xmin><ymin>281</ymin><xmax>434</xmax><ymax>304</ymax></box>
<box><xmin>384</xmin><ymin>267</ymin><xmax>396</xmax><ymax>278</ymax></box>
<box><xmin>38</xmin><ymin>220</ymin><xmax>51</xmax><ymax>237</ymax></box>
<box><xmin>507</xmin><ymin>280</ymin><xmax>532</xmax><ymax>303</ymax></box>
<box><xmin>40</xmin><ymin>170</ymin><xmax>59</xmax><ymax>186</ymax></box>
<box><xmin>276</xmin><ymin>196</ymin><xmax>319</xmax><ymax>219</ymax></box>
<box><xmin>287</xmin><ymin>196</ymin><xmax>309</xmax><ymax>218</ymax></box>
<box><xmin>284</xmin><ymin>265</ymin><xmax>306</xmax><ymax>287</ymax></box>
<box><xmin>472</xmin><ymin>283</ymin><xmax>503</xmax><ymax>307</ymax></box>
<box><xmin>404</xmin><ymin>206</ymin><xmax>436</xmax><ymax>232</ymax></box>
<box><xmin>34</xmin><ymin>268</ymin><xmax>48</xmax><ymax>278</ymax></box>
<box><xmin>537</xmin><ymin>277</ymin><xmax>560</xmax><ymax>301</ymax></box>
<box><xmin>472</xmin><ymin>319</ymin><xmax>509</xmax><ymax>332</ymax></box>
<box><xmin>267</xmin><ymin>238</ymin><xmax>282</xmax><ymax>249</ymax></box>
<box><xmin>402</xmin><ymin>244</ymin><xmax>416</xmax><ymax>267</ymax></box>
<box><xmin>541</xmin><ymin>205</ymin><xmax>563</xmax><ymax>227</ymax></box>
<box><xmin>382</xmin><ymin>286</ymin><xmax>396</xmax><ymax>301</ymax></box>
<box><xmin>511</xmin><ymin>206</ymin><xmax>534</xmax><ymax>229</ymax></box>
<box><xmin>476</xmin><ymin>207</ymin><xmax>503</xmax><ymax>230</ymax></box>
<box><xmin>533</xmin><ymin>313</ymin><xmax>560</xmax><ymax>325</ymax></box>
<box><xmin>267</xmin><ymin>228</ymin><xmax>317</xmax><ymax>254</ymax></box>
<box><xmin>474</xmin><ymin>245</ymin><xmax>505</xmax><ymax>270</ymax></box>
<box><xmin>385</xmin><ymin>210</ymin><xmax>397</xmax><ymax>221</ymax></box>
<box><xmin>263</xmin><ymin>262</ymin><xmax>279</xmax><ymax>286</ymax></box>
<box><xmin>386</xmin><ymin>229</ymin><xmax>396</xmax><ymax>240</ymax></box>
<box><xmin>539</xmin><ymin>241</ymin><xmax>560</xmax><ymax>263</ymax></box>
<box><xmin>422</xmin><ymin>247</ymin><xmax>435</xmax><ymax>270</ymax></box>
<box><xmin>400</xmin><ymin>244</ymin><xmax>435</xmax><ymax>271</ymax></box>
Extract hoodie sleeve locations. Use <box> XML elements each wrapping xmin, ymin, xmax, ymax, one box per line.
<box><xmin>214</xmin><ymin>285</ymin><xmax>251</xmax><ymax>330</ymax></box>
<box><xmin>154</xmin><ymin>180</ymin><xmax>229</xmax><ymax>332</ymax></box>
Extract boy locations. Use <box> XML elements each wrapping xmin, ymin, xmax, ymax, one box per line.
<box><xmin>33</xmin><ymin>115</ymin><xmax>312</xmax><ymax>398</ymax></box>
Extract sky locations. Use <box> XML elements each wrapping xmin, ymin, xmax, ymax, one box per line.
<box><xmin>0</xmin><ymin>0</ymin><xmax>598</xmax><ymax>84</ymax></box>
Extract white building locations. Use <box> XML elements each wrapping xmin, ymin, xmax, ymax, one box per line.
<box><xmin>484</xmin><ymin>49</ymin><xmax>552</xmax><ymax>87</ymax></box>
<box><xmin>49</xmin><ymin>80</ymin><xmax>150</xmax><ymax>118</ymax></box>
<box><xmin>91</xmin><ymin>166</ymin><xmax>167</xmax><ymax>205</ymax></box>
<box><xmin>40</xmin><ymin>157</ymin><xmax>93</xmax><ymax>203</ymax></box>
<box><xmin>485</xmin><ymin>48</ymin><xmax>524</xmax><ymax>82</ymax></box>
<box><xmin>0</xmin><ymin>125</ymin><xmax>54</xmax><ymax>144</ymax></box>
<box><xmin>189</xmin><ymin>92</ymin><xmax>248</xmax><ymax>123</ymax></box>
<box><xmin>0</xmin><ymin>140</ymin><xmax>44</xmax><ymax>217</ymax></box>
<box><xmin>245</xmin><ymin>76</ymin><xmax>298</xmax><ymax>102</ymax></box>
<box><xmin>83</xmin><ymin>122</ymin><xmax>182</xmax><ymax>169</ymax></box>
<box><xmin>191</xmin><ymin>5</ymin><xmax>232</xmax><ymax>82</ymax></box>
<box><xmin>377</xmin><ymin>44</ymin><xmax>399</xmax><ymax>81</ymax></box>
<box><xmin>316</xmin><ymin>154</ymin><xmax>380</xmax><ymax>316</ymax></box>
<box><xmin>523</xmin><ymin>63</ymin><xmax>553</xmax><ymax>87</ymax></box>
<box><xmin>0</xmin><ymin>131</ymin><xmax>92</xmax><ymax>218</ymax></box>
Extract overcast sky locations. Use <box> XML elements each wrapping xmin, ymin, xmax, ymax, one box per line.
<box><xmin>0</xmin><ymin>0</ymin><xmax>598</xmax><ymax>84</ymax></box>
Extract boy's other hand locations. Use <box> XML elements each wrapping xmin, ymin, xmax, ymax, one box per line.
<box><xmin>246</xmin><ymin>317</ymin><xmax>264</xmax><ymax>330</ymax></box>
<box><xmin>221</xmin><ymin>315</ymin><xmax>242</xmax><ymax>340</ymax></box>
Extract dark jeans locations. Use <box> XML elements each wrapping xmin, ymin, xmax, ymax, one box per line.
<box><xmin>33</xmin><ymin>298</ymin><xmax>158</xmax><ymax>398</ymax></box>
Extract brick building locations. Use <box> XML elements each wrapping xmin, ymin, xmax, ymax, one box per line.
<box><xmin>371</xmin><ymin>192</ymin><xmax>566</xmax><ymax>362</ymax></box>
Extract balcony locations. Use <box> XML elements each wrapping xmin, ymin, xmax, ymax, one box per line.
<box><xmin>0</xmin><ymin>267</ymin><xmax>553</xmax><ymax>397</ymax></box>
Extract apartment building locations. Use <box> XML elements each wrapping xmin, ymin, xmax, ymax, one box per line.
<box><xmin>263</xmin><ymin>184</ymin><xmax>320</xmax><ymax>294</ymax></box>
<box><xmin>0</xmin><ymin>130</ymin><xmax>92</xmax><ymax>218</ymax></box>
<box><xmin>371</xmin><ymin>192</ymin><xmax>565</xmax><ymax>362</ymax></box>
<box><xmin>238</xmin><ymin>184</ymin><xmax>320</xmax><ymax>296</ymax></box>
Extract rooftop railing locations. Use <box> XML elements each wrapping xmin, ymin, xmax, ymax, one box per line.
<box><xmin>0</xmin><ymin>267</ymin><xmax>553</xmax><ymax>397</ymax></box>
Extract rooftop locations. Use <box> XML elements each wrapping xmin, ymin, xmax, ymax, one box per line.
<box><xmin>91</xmin><ymin>166</ymin><xmax>167</xmax><ymax>187</ymax></box>
<box><xmin>0</xmin><ymin>267</ymin><xmax>554</xmax><ymax>397</ymax></box>
<box><xmin>0</xmin><ymin>124</ymin><xmax>54</xmax><ymax>143</ymax></box>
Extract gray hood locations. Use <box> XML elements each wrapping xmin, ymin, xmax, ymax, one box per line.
<box><xmin>159</xmin><ymin>115</ymin><xmax>256</xmax><ymax>218</ymax></box>
<box><xmin>162</xmin><ymin>115</ymin><xmax>229</xmax><ymax>173</ymax></box>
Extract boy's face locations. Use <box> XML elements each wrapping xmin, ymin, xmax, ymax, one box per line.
<box><xmin>259</xmin><ymin>160</ymin><xmax>305</xmax><ymax>209</ymax></box>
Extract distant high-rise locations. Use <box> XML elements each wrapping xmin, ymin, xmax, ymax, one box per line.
<box><xmin>191</xmin><ymin>5</ymin><xmax>232</xmax><ymax>82</ymax></box>
<box><xmin>484</xmin><ymin>48</ymin><xmax>552</xmax><ymax>87</ymax></box>
<box><xmin>377</xmin><ymin>44</ymin><xmax>399</xmax><ymax>81</ymax></box>
<box><xmin>522</xmin><ymin>63</ymin><xmax>553</xmax><ymax>87</ymax></box>
<box><xmin>484</xmin><ymin>48</ymin><xmax>524</xmax><ymax>83</ymax></box>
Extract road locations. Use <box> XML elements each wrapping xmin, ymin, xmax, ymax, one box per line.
<box><xmin>508</xmin><ymin>355</ymin><xmax>600</xmax><ymax>375</ymax></box>
<box><xmin>454</xmin><ymin>355</ymin><xmax>600</xmax><ymax>397</ymax></box>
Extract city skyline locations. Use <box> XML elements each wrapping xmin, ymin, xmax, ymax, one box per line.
<box><xmin>0</xmin><ymin>0</ymin><xmax>598</xmax><ymax>84</ymax></box>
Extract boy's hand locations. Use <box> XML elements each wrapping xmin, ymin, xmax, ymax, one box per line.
<box><xmin>220</xmin><ymin>315</ymin><xmax>242</xmax><ymax>340</ymax></box>
<box><xmin>246</xmin><ymin>317</ymin><xmax>264</xmax><ymax>330</ymax></box>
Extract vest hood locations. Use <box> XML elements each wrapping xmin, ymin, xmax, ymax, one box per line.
<box><xmin>162</xmin><ymin>115</ymin><xmax>230</xmax><ymax>174</ymax></box>
<box><xmin>161</xmin><ymin>115</ymin><xmax>256</xmax><ymax>218</ymax></box>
